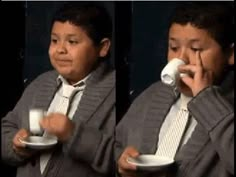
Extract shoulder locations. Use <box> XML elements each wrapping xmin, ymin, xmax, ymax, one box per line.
<box><xmin>87</xmin><ymin>62</ymin><xmax>115</xmax><ymax>89</ymax></box>
<box><xmin>33</xmin><ymin>70</ymin><xmax>58</xmax><ymax>83</ymax></box>
<box><xmin>24</xmin><ymin>70</ymin><xmax>58</xmax><ymax>91</ymax></box>
<box><xmin>134</xmin><ymin>81</ymin><xmax>172</xmax><ymax>104</ymax></box>
<box><xmin>102</xmin><ymin>69</ymin><xmax>115</xmax><ymax>84</ymax></box>
<box><xmin>125</xmin><ymin>81</ymin><xmax>176</xmax><ymax>118</ymax></box>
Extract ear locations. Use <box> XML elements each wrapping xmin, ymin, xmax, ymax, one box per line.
<box><xmin>228</xmin><ymin>43</ymin><xmax>234</xmax><ymax>65</ymax></box>
<box><xmin>98</xmin><ymin>38</ymin><xmax>111</xmax><ymax>58</ymax></box>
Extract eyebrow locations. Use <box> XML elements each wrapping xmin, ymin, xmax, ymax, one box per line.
<box><xmin>51</xmin><ymin>33</ymin><xmax>78</xmax><ymax>37</ymax></box>
<box><xmin>169</xmin><ymin>37</ymin><xmax>201</xmax><ymax>43</ymax></box>
<box><xmin>169</xmin><ymin>37</ymin><xmax>176</xmax><ymax>41</ymax></box>
<box><xmin>51</xmin><ymin>33</ymin><xmax>57</xmax><ymax>36</ymax></box>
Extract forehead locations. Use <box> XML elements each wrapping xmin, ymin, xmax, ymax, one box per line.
<box><xmin>51</xmin><ymin>21</ymin><xmax>86</xmax><ymax>36</ymax></box>
<box><xmin>169</xmin><ymin>23</ymin><xmax>213</xmax><ymax>42</ymax></box>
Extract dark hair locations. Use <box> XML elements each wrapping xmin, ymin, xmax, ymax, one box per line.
<box><xmin>169</xmin><ymin>2</ymin><xmax>234</xmax><ymax>51</ymax></box>
<box><xmin>51</xmin><ymin>2</ymin><xmax>112</xmax><ymax>46</ymax></box>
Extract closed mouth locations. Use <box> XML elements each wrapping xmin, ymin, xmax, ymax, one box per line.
<box><xmin>56</xmin><ymin>59</ymin><xmax>71</xmax><ymax>62</ymax></box>
<box><xmin>55</xmin><ymin>59</ymin><xmax>72</xmax><ymax>66</ymax></box>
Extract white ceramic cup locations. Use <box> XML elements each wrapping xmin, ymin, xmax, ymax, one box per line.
<box><xmin>161</xmin><ymin>58</ymin><xmax>186</xmax><ymax>86</ymax></box>
<box><xmin>29</xmin><ymin>109</ymin><xmax>45</xmax><ymax>135</ymax></box>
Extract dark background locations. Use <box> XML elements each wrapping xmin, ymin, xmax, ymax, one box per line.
<box><xmin>1</xmin><ymin>2</ymin><xmax>25</xmax><ymax>176</ymax></box>
<box><xmin>1</xmin><ymin>2</ymin><xmax>178</xmax><ymax>176</ymax></box>
<box><xmin>129</xmin><ymin>2</ymin><xmax>177</xmax><ymax>99</ymax></box>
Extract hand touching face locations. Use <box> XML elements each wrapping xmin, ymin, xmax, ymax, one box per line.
<box><xmin>178</xmin><ymin>51</ymin><xmax>214</xmax><ymax>96</ymax></box>
<box><xmin>168</xmin><ymin>23</ymin><xmax>233</xmax><ymax>96</ymax></box>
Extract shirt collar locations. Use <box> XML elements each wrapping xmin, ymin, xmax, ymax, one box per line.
<box><xmin>56</xmin><ymin>74</ymin><xmax>91</xmax><ymax>87</ymax></box>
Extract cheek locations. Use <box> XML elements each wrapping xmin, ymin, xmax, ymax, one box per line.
<box><xmin>48</xmin><ymin>47</ymin><xmax>57</xmax><ymax>68</ymax></box>
<box><xmin>202</xmin><ymin>54</ymin><xmax>226</xmax><ymax>79</ymax></box>
<box><xmin>202</xmin><ymin>51</ymin><xmax>222</xmax><ymax>67</ymax></box>
<box><xmin>70</xmin><ymin>52</ymin><xmax>89</xmax><ymax>70</ymax></box>
<box><xmin>48</xmin><ymin>47</ymin><xmax>55</xmax><ymax>60</ymax></box>
<box><xmin>75</xmin><ymin>49</ymin><xmax>97</xmax><ymax>64</ymax></box>
<box><xmin>167</xmin><ymin>50</ymin><xmax>174</xmax><ymax>59</ymax></box>
<box><xmin>70</xmin><ymin>45</ymin><xmax>99</xmax><ymax>69</ymax></box>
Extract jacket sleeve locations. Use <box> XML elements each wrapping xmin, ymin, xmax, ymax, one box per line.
<box><xmin>188</xmin><ymin>86</ymin><xmax>234</xmax><ymax>174</ymax></box>
<box><xmin>1</xmin><ymin>78</ymin><xmax>40</xmax><ymax>166</ymax></box>
<box><xmin>115</xmin><ymin>83</ymin><xmax>159</xmax><ymax>176</ymax></box>
<box><xmin>115</xmin><ymin>91</ymin><xmax>150</xmax><ymax>160</ymax></box>
<box><xmin>1</xmin><ymin>110</ymin><xmax>26</xmax><ymax>166</ymax></box>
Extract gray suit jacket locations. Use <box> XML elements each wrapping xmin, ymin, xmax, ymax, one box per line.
<box><xmin>2</xmin><ymin>62</ymin><xmax>115</xmax><ymax>177</ymax></box>
<box><xmin>116</xmin><ymin>71</ymin><xmax>234</xmax><ymax>177</ymax></box>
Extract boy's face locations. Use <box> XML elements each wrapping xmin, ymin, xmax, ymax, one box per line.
<box><xmin>167</xmin><ymin>23</ymin><xmax>233</xmax><ymax>96</ymax></box>
<box><xmin>49</xmin><ymin>21</ymin><xmax>108</xmax><ymax>84</ymax></box>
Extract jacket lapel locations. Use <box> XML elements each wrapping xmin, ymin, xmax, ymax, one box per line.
<box><xmin>72</xmin><ymin>62</ymin><xmax>114</xmax><ymax>124</ymax></box>
<box><xmin>33</xmin><ymin>71</ymin><xmax>59</xmax><ymax>111</ymax></box>
<box><xmin>175</xmin><ymin>123</ymin><xmax>209</xmax><ymax>161</ymax></box>
<box><xmin>23</xmin><ymin>71</ymin><xmax>59</xmax><ymax>131</ymax></box>
<box><xmin>140</xmin><ymin>83</ymin><xmax>177</xmax><ymax>154</ymax></box>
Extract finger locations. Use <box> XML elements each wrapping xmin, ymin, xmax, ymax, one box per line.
<box><xmin>13</xmin><ymin>136</ymin><xmax>25</xmax><ymax>148</ymax></box>
<box><xmin>13</xmin><ymin>129</ymin><xmax>29</xmax><ymax>147</ymax></box>
<box><xmin>178</xmin><ymin>64</ymin><xmax>197</xmax><ymax>76</ymax></box>
<box><xmin>193</xmin><ymin>51</ymin><xmax>206</xmax><ymax>82</ymax></box>
<box><xmin>180</xmin><ymin>75</ymin><xmax>194</xmax><ymax>89</ymax></box>
<box><xmin>125</xmin><ymin>146</ymin><xmax>140</xmax><ymax>157</ymax></box>
<box><xmin>195</xmin><ymin>51</ymin><xmax>203</xmax><ymax>67</ymax></box>
<box><xmin>18</xmin><ymin>129</ymin><xmax>30</xmax><ymax>137</ymax></box>
<box><xmin>41</xmin><ymin>116</ymin><xmax>58</xmax><ymax>136</ymax></box>
<box><xmin>40</xmin><ymin>116</ymin><xmax>50</xmax><ymax>129</ymax></box>
<box><xmin>119</xmin><ymin>154</ymin><xmax>137</xmax><ymax>171</ymax></box>
<box><xmin>118</xmin><ymin>147</ymin><xmax>139</xmax><ymax>171</ymax></box>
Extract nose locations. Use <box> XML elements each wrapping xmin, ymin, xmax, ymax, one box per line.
<box><xmin>56</xmin><ymin>42</ymin><xmax>67</xmax><ymax>54</ymax></box>
<box><xmin>178</xmin><ymin>48</ymin><xmax>191</xmax><ymax>64</ymax></box>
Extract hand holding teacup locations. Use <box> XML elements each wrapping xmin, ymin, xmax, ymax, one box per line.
<box><xmin>118</xmin><ymin>146</ymin><xmax>174</xmax><ymax>177</ymax></box>
<box><xmin>12</xmin><ymin>129</ymin><xmax>35</xmax><ymax>157</ymax></box>
<box><xmin>178</xmin><ymin>51</ymin><xmax>214</xmax><ymax>96</ymax></box>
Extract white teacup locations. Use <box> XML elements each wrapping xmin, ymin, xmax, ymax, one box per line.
<box><xmin>29</xmin><ymin>109</ymin><xmax>45</xmax><ymax>135</ymax></box>
<box><xmin>161</xmin><ymin>58</ymin><xmax>186</xmax><ymax>86</ymax></box>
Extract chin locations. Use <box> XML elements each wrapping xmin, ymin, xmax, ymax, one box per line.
<box><xmin>179</xmin><ymin>88</ymin><xmax>193</xmax><ymax>97</ymax></box>
<box><xmin>56</xmin><ymin>67</ymin><xmax>72</xmax><ymax>75</ymax></box>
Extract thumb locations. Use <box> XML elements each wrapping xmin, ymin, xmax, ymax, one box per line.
<box><xmin>126</xmin><ymin>146</ymin><xmax>140</xmax><ymax>158</ymax></box>
<box><xmin>18</xmin><ymin>129</ymin><xmax>30</xmax><ymax>138</ymax></box>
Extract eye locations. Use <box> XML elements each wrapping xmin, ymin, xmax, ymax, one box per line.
<box><xmin>191</xmin><ymin>47</ymin><xmax>202</xmax><ymax>52</ymax></box>
<box><xmin>68</xmin><ymin>40</ymin><xmax>78</xmax><ymax>45</ymax></box>
<box><xmin>51</xmin><ymin>38</ymin><xmax>58</xmax><ymax>44</ymax></box>
<box><xmin>169</xmin><ymin>43</ymin><xmax>179</xmax><ymax>52</ymax></box>
<box><xmin>169</xmin><ymin>46</ymin><xmax>179</xmax><ymax>52</ymax></box>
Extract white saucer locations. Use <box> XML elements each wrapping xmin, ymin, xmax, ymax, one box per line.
<box><xmin>127</xmin><ymin>155</ymin><xmax>174</xmax><ymax>171</ymax></box>
<box><xmin>19</xmin><ymin>136</ymin><xmax>58</xmax><ymax>150</ymax></box>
